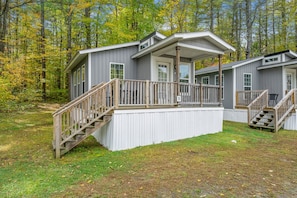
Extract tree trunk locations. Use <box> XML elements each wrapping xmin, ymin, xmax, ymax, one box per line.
<box><xmin>41</xmin><ymin>0</ymin><xmax>46</xmax><ymax>101</ymax></box>
<box><xmin>245</xmin><ymin>0</ymin><xmax>252</xmax><ymax>59</ymax></box>
<box><xmin>85</xmin><ymin>5</ymin><xmax>91</xmax><ymax>48</ymax></box>
<box><xmin>0</xmin><ymin>0</ymin><xmax>9</xmax><ymax>53</ymax></box>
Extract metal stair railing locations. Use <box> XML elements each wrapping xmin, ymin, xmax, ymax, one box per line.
<box><xmin>247</xmin><ymin>90</ymin><xmax>268</xmax><ymax>125</ymax></box>
<box><xmin>273</xmin><ymin>89</ymin><xmax>296</xmax><ymax>132</ymax></box>
<box><xmin>53</xmin><ymin>79</ymin><xmax>119</xmax><ymax>158</ymax></box>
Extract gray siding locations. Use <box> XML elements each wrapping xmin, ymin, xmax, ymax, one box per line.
<box><xmin>260</xmin><ymin>67</ymin><xmax>283</xmax><ymax>99</ymax></box>
<box><xmin>235</xmin><ymin>60</ymin><xmax>262</xmax><ymax>91</ymax></box>
<box><xmin>90</xmin><ymin>46</ymin><xmax>138</xmax><ymax>86</ymax></box>
<box><xmin>196</xmin><ymin>70</ymin><xmax>233</xmax><ymax>108</ymax></box>
<box><xmin>137</xmin><ymin>54</ymin><xmax>151</xmax><ymax>80</ymax></box>
<box><xmin>223</xmin><ymin>69</ymin><xmax>234</xmax><ymax>109</ymax></box>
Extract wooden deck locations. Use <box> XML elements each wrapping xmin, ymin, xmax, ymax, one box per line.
<box><xmin>53</xmin><ymin>79</ymin><xmax>223</xmax><ymax>158</ymax></box>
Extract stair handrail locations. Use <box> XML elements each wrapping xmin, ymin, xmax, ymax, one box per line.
<box><xmin>53</xmin><ymin>82</ymin><xmax>105</xmax><ymax>116</ymax></box>
<box><xmin>273</xmin><ymin>89</ymin><xmax>296</xmax><ymax>132</ymax></box>
<box><xmin>53</xmin><ymin>79</ymin><xmax>119</xmax><ymax>158</ymax></box>
<box><xmin>247</xmin><ymin>90</ymin><xmax>268</xmax><ymax>124</ymax></box>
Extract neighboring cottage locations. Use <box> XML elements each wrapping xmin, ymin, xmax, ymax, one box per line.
<box><xmin>53</xmin><ymin>31</ymin><xmax>235</xmax><ymax>158</ymax></box>
<box><xmin>196</xmin><ymin>50</ymin><xmax>297</xmax><ymax>131</ymax></box>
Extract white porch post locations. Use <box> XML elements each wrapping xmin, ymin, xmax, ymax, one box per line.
<box><xmin>218</xmin><ymin>54</ymin><xmax>223</xmax><ymax>106</ymax></box>
<box><xmin>176</xmin><ymin>46</ymin><xmax>181</xmax><ymax>96</ymax></box>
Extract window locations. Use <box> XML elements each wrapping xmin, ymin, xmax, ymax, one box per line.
<box><xmin>201</xmin><ymin>76</ymin><xmax>209</xmax><ymax>84</ymax></box>
<box><xmin>243</xmin><ymin>73</ymin><xmax>252</xmax><ymax>90</ymax></box>
<box><xmin>215</xmin><ymin>74</ymin><xmax>224</xmax><ymax>99</ymax></box>
<box><xmin>180</xmin><ymin>64</ymin><xmax>189</xmax><ymax>83</ymax></box>
<box><xmin>263</xmin><ymin>55</ymin><xmax>280</xmax><ymax>65</ymax></box>
<box><xmin>110</xmin><ymin>63</ymin><xmax>124</xmax><ymax>79</ymax></box>
<box><xmin>139</xmin><ymin>40</ymin><xmax>149</xmax><ymax>50</ymax></box>
<box><xmin>158</xmin><ymin>63</ymin><xmax>168</xmax><ymax>82</ymax></box>
<box><xmin>82</xmin><ymin>64</ymin><xmax>85</xmax><ymax>93</ymax></box>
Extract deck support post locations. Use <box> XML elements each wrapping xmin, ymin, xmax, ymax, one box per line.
<box><xmin>218</xmin><ymin>54</ymin><xmax>223</xmax><ymax>107</ymax></box>
<box><xmin>114</xmin><ymin>79</ymin><xmax>119</xmax><ymax>109</ymax></box>
<box><xmin>54</xmin><ymin>114</ymin><xmax>61</xmax><ymax>158</ymax></box>
<box><xmin>176</xmin><ymin>46</ymin><xmax>181</xmax><ymax>97</ymax></box>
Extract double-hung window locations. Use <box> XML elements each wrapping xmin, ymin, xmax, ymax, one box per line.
<box><xmin>243</xmin><ymin>73</ymin><xmax>252</xmax><ymax>91</ymax></box>
<box><xmin>201</xmin><ymin>76</ymin><xmax>209</xmax><ymax>84</ymax></box>
<box><xmin>215</xmin><ymin>74</ymin><xmax>224</xmax><ymax>99</ymax></box>
<box><xmin>110</xmin><ymin>63</ymin><xmax>124</xmax><ymax>79</ymax></box>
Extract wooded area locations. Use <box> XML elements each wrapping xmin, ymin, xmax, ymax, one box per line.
<box><xmin>1</xmin><ymin>0</ymin><xmax>297</xmax><ymax>110</ymax></box>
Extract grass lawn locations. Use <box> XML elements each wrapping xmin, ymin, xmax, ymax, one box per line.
<box><xmin>0</xmin><ymin>103</ymin><xmax>297</xmax><ymax>197</ymax></box>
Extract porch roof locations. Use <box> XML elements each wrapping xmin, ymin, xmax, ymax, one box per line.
<box><xmin>132</xmin><ymin>32</ymin><xmax>235</xmax><ymax>60</ymax></box>
<box><xmin>195</xmin><ymin>56</ymin><xmax>263</xmax><ymax>75</ymax></box>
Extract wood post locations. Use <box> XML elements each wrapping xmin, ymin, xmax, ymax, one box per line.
<box><xmin>218</xmin><ymin>54</ymin><xmax>223</xmax><ymax>106</ymax></box>
<box><xmin>114</xmin><ymin>79</ymin><xmax>119</xmax><ymax>109</ymax></box>
<box><xmin>146</xmin><ymin>80</ymin><xmax>149</xmax><ymax>108</ymax></box>
<box><xmin>176</xmin><ymin>46</ymin><xmax>181</xmax><ymax>96</ymax></box>
<box><xmin>54</xmin><ymin>114</ymin><xmax>61</xmax><ymax>158</ymax></box>
<box><xmin>200</xmin><ymin>82</ymin><xmax>203</xmax><ymax>107</ymax></box>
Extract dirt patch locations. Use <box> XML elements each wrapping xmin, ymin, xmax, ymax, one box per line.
<box><xmin>59</xmin><ymin>137</ymin><xmax>297</xmax><ymax>197</ymax></box>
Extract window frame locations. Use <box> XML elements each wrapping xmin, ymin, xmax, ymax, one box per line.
<box><xmin>110</xmin><ymin>62</ymin><xmax>125</xmax><ymax>80</ymax></box>
<box><xmin>201</xmin><ymin>76</ymin><xmax>210</xmax><ymax>84</ymax></box>
<box><xmin>243</xmin><ymin>73</ymin><xmax>252</xmax><ymax>91</ymax></box>
<box><xmin>263</xmin><ymin>55</ymin><xmax>281</xmax><ymax>65</ymax></box>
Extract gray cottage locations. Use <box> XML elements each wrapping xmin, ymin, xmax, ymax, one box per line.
<box><xmin>53</xmin><ymin>31</ymin><xmax>235</xmax><ymax>158</ymax></box>
<box><xmin>196</xmin><ymin>50</ymin><xmax>297</xmax><ymax>131</ymax></box>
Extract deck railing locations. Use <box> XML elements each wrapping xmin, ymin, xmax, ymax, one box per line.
<box><xmin>273</xmin><ymin>89</ymin><xmax>296</xmax><ymax>132</ymax></box>
<box><xmin>247</xmin><ymin>90</ymin><xmax>268</xmax><ymax>124</ymax></box>
<box><xmin>118</xmin><ymin>80</ymin><xmax>220</xmax><ymax>107</ymax></box>
<box><xmin>53</xmin><ymin>79</ymin><xmax>117</xmax><ymax>158</ymax></box>
<box><xmin>236</xmin><ymin>90</ymin><xmax>265</xmax><ymax>108</ymax></box>
<box><xmin>53</xmin><ymin>79</ymin><xmax>221</xmax><ymax>157</ymax></box>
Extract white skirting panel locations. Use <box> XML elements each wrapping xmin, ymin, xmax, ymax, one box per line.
<box><xmin>284</xmin><ymin>113</ymin><xmax>297</xmax><ymax>130</ymax></box>
<box><xmin>224</xmin><ymin>109</ymin><xmax>247</xmax><ymax>123</ymax></box>
<box><xmin>92</xmin><ymin>107</ymin><xmax>224</xmax><ymax>151</ymax></box>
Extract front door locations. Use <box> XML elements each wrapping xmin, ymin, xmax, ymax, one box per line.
<box><xmin>157</xmin><ymin>62</ymin><xmax>169</xmax><ymax>82</ymax></box>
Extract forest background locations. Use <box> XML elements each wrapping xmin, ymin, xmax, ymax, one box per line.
<box><xmin>1</xmin><ymin>0</ymin><xmax>297</xmax><ymax>111</ymax></box>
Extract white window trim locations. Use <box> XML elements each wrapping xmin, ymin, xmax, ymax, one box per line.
<box><xmin>263</xmin><ymin>55</ymin><xmax>281</xmax><ymax>65</ymax></box>
<box><xmin>201</xmin><ymin>76</ymin><xmax>210</xmax><ymax>84</ymax></box>
<box><xmin>243</xmin><ymin>73</ymin><xmax>252</xmax><ymax>91</ymax></box>
<box><xmin>109</xmin><ymin>62</ymin><xmax>125</xmax><ymax>80</ymax></box>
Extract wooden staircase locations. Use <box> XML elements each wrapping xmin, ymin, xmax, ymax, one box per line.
<box><xmin>248</xmin><ymin>89</ymin><xmax>296</xmax><ymax>132</ymax></box>
<box><xmin>53</xmin><ymin>79</ymin><xmax>119</xmax><ymax>158</ymax></box>
<box><xmin>249</xmin><ymin>108</ymin><xmax>275</xmax><ymax>131</ymax></box>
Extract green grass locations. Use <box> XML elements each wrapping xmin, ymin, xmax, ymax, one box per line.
<box><xmin>0</xmin><ymin>105</ymin><xmax>296</xmax><ymax>197</ymax></box>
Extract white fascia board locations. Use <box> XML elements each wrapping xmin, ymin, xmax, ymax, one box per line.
<box><xmin>232</xmin><ymin>56</ymin><xmax>263</xmax><ymax>69</ymax></box>
<box><xmin>287</xmin><ymin>50</ymin><xmax>297</xmax><ymax>58</ymax></box>
<box><xmin>79</xmin><ymin>41</ymin><xmax>140</xmax><ymax>54</ymax></box>
<box><xmin>155</xmin><ymin>32</ymin><xmax>167</xmax><ymax>39</ymax></box>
